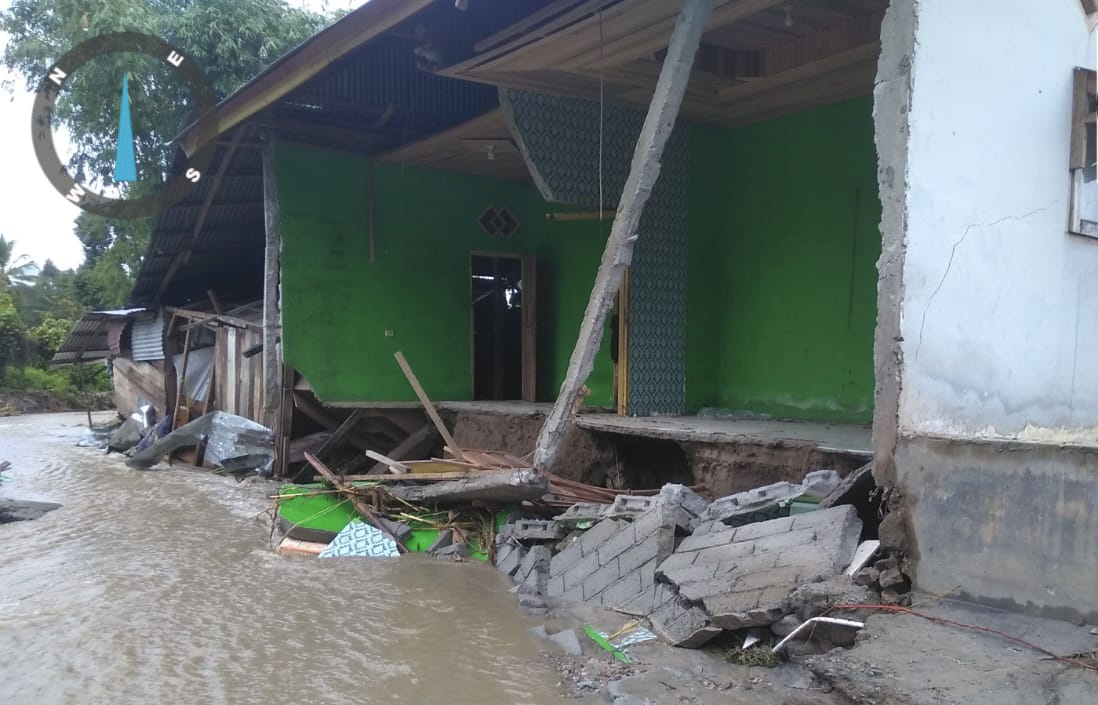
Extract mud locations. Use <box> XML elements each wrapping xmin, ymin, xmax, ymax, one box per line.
<box><xmin>0</xmin><ymin>390</ymin><xmax>114</xmax><ymax>416</ymax></box>
<box><xmin>686</xmin><ymin>442</ymin><xmax>867</xmax><ymax>499</ymax></box>
<box><xmin>450</xmin><ymin>409</ymin><xmax>613</xmax><ymax>482</ymax></box>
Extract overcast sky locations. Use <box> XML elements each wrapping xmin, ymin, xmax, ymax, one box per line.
<box><xmin>0</xmin><ymin>0</ymin><xmax>362</xmax><ymax>272</ymax></box>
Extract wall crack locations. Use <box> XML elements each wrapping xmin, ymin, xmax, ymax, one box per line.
<box><xmin>914</xmin><ymin>201</ymin><xmax>1059</xmax><ymax>360</ymax></box>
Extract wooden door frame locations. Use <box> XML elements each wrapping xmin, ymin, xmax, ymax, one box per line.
<box><xmin>468</xmin><ymin>251</ymin><xmax>537</xmax><ymax>402</ymax></box>
<box><xmin>616</xmin><ymin>268</ymin><xmax>631</xmax><ymax>415</ymax></box>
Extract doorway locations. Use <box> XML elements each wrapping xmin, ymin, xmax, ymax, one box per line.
<box><xmin>470</xmin><ymin>253</ymin><xmax>536</xmax><ymax>401</ymax></box>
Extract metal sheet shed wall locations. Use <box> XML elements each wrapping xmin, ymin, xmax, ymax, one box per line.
<box><xmin>131</xmin><ymin>315</ymin><xmax>166</xmax><ymax>362</ymax></box>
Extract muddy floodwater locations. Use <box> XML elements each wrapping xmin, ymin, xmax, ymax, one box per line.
<box><xmin>0</xmin><ymin>412</ymin><xmax>572</xmax><ymax>704</ymax></box>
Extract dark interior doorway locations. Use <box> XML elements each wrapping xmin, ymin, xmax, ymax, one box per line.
<box><xmin>471</xmin><ymin>254</ymin><xmax>524</xmax><ymax>401</ymax></box>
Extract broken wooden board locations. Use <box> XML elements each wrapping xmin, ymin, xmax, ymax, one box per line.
<box><xmin>404</xmin><ymin>460</ymin><xmax>473</xmax><ymax>474</ymax></box>
<box><xmin>277</xmin><ymin>537</ymin><xmax>327</xmax><ymax>557</ymax></box>
<box><xmin>387</xmin><ymin>468</ymin><xmax>548</xmax><ymax>504</ymax></box>
<box><xmin>311</xmin><ymin>471</ymin><xmax>486</xmax><ymax>482</ymax></box>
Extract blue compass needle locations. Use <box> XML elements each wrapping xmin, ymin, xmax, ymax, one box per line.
<box><xmin>113</xmin><ymin>72</ymin><xmax>137</xmax><ymax>183</ymax></box>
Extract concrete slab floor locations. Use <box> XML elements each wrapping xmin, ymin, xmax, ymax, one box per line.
<box><xmin>577</xmin><ymin>415</ymin><xmax>873</xmax><ymax>457</ymax></box>
<box><xmin>808</xmin><ymin>604</ymin><xmax>1098</xmax><ymax>705</ymax></box>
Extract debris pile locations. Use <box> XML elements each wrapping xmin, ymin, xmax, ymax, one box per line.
<box><xmin>494</xmin><ymin>464</ymin><xmax>908</xmax><ymax>656</ymax></box>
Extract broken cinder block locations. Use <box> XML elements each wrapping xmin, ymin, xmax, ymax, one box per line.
<box><xmin>705</xmin><ymin>481</ymin><xmax>805</xmax><ymax>527</ymax></box>
<box><xmin>511</xmin><ymin>519</ymin><xmax>567</xmax><ymax>542</ymax></box>
<box><xmin>555</xmin><ymin>502</ymin><xmax>607</xmax><ymax>527</ymax></box>
<box><xmin>495</xmin><ymin>543</ymin><xmax>526</xmax><ymax>577</ymax></box>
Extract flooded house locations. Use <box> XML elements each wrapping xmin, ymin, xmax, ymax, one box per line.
<box><xmin>58</xmin><ymin>0</ymin><xmax>1098</xmax><ymax>629</ymax></box>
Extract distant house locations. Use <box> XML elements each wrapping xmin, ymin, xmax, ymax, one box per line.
<box><xmin>70</xmin><ymin>0</ymin><xmax>1098</xmax><ymax>625</ymax></box>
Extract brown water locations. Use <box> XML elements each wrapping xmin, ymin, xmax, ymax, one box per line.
<box><xmin>0</xmin><ymin>412</ymin><xmax>570</xmax><ymax>705</ymax></box>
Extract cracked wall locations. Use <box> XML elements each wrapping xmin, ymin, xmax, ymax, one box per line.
<box><xmin>878</xmin><ymin>0</ymin><xmax>1098</xmax><ymax>620</ymax></box>
<box><xmin>895</xmin><ymin>0</ymin><xmax>1098</xmax><ymax>442</ymax></box>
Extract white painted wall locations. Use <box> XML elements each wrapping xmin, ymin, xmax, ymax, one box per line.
<box><xmin>897</xmin><ymin>0</ymin><xmax>1098</xmax><ymax>442</ymax></box>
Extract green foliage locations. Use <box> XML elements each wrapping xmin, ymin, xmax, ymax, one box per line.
<box><xmin>27</xmin><ymin>316</ymin><xmax>74</xmax><ymax>368</ymax></box>
<box><xmin>11</xmin><ymin>259</ymin><xmax>83</xmax><ymax>328</ymax></box>
<box><xmin>73</xmin><ymin>212</ymin><xmax>149</xmax><ymax>308</ymax></box>
<box><xmin>3</xmin><ymin>365</ymin><xmax>72</xmax><ymax>394</ymax></box>
<box><xmin>0</xmin><ymin>286</ymin><xmax>26</xmax><ymax>379</ymax></box>
<box><xmin>1</xmin><ymin>0</ymin><xmax>333</xmax><ymax>307</ymax></box>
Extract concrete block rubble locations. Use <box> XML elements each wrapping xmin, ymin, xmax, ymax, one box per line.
<box><xmin>495</xmin><ymin>466</ymin><xmax>912</xmax><ymax>652</ymax></box>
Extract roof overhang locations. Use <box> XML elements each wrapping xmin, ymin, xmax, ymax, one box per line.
<box><xmin>178</xmin><ymin>0</ymin><xmax>435</xmax><ymax>155</ymax></box>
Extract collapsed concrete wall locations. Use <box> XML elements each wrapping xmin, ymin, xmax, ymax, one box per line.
<box><xmin>495</xmin><ymin>478</ymin><xmax>887</xmax><ymax>650</ymax></box>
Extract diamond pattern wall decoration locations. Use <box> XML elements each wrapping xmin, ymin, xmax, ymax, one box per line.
<box><xmin>501</xmin><ymin>88</ymin><xmax>688</xmax><ymax>415</ymax></box>
<box><xmin>478</xmin><ymin>205</ymin><xmax>521</xmax><ymax>239</ymax></box>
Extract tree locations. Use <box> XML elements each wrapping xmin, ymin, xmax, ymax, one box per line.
<box><xmin>1</xmin><ymin>0</ymin><xmax>333</xmax><ymax>305</ymax></box>
<box><xmin>0</xmin><ymin>285</ymin><xmax>25</xmax><ymax>380</ymax></box>
<box><xmin>0</xmin><ymin>235</ymin><xmax>39</xmax><ymax>288</ymax></box>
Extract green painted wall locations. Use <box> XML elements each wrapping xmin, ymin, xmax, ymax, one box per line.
<box><xmin>685</xmin><ymin>124</ymin><xmax>726</xmax><ymax>413</ymax></box>
<box><xmin>687</xmin><ymin>96</ymin><xmax>881</xmax><ymax>422</ymax></box>
<box><xmin>277</xmin><ymin>142</ymin><xmax>614</xmax><ymax>406</ymax></box>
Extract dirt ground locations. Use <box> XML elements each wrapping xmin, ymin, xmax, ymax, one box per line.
<box><xmin>450</xmin><ymin>409</ymin><xmax>867</xmax><ymax>499</ymax></box>
<box><xmin>529</xmin><ymin>595</ymin><xmax>1098</xmax><ymax>705</ymax></box>
<box><xmin>0</xmin><ymin>390</ymin><xmax>114</xmax><ymax>416</ymax></box>
<box><xmin>687</xmin><ymin>442</ymin><xmax>866</xmax><ymax>498</ymax></box>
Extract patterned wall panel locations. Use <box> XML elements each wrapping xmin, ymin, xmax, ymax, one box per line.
<box><xmin>500</xmin><ymin>88</ymin><xmax>688</xmax><ymax>415</ymax></box>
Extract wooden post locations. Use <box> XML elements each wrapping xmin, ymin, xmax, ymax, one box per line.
<box><xmin>393</xmin><ymin>351</ymin><xmax>468</xmax><ymax>463</ymax></box>
<box><xmin>172</xmin><ymin>326</ymin><xmax>193</xmax><ymax>430</ymax></box>
<box><xmin>261</xmin><ymin>135</ymin><xmax>283</xmax><ymax>427</ymax></box>
<box><xmin>532</xmin><ymin>0</ymin><xmax>711</xmax><ymax>471</ymax></box>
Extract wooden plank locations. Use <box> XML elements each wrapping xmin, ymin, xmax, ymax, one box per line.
<box><xmin>275</xmin><ymin>365</ymin><xmax>295</xmax><ymax>477</ymax></box>
<box><xmin>473</xmin><ymin>0</ymin><xmax>587</xmax><ymax>53</ymax></box>
<box><xmin>313</xmin><ymin>470</ymin><xmax>488</xmax><ymax>482</ymax></box>
<box><xmin>1070</xmin><ymin>67</ymin><xmax>1095</xmax><ymax>170</ymax></box>
<box><xmin>304</xmin><ymin>451</ymin><xmax>407</xmax><ymax>553</ymax></box>
<box><xmin>261</xmin><ymin>136</ymin><xmax>283</xmax><ymax>427</ymax></box>
<box><xmin>717</xmin><ymin>41</ymin><xmax>880</xmax><ymax>103</ymax></box>
<box><xmin>292</xmin><ymin>391</ymin><xmax>373</xmax><ymax>452</ymax></box>
<box><xmin>443</xmin><ymin>0</ymin><xmax>610</xmax><ymax>75</ymax></box>
<box><xmin>364</xmin><ymin>450</ymin><xmax>410</xmax><ymax>474</ymax></box>
<box><xmin>225</xmin><ymin>328</ymin><xmax>239</xmax><ymax>414</ymax></box>
<box><xmin>393</xmin><ymin>351</ymin><xmax>468</xmax><ymax>463</ymax></box>
<box><xmin>533</xmin><ymin>0</ymin><xmax>712</xmax><ymax>471</ymax></box>
<box><xmin>171</xmin><ymin>326</ymin><xmax>193</xmax><ymax>430</ymax></box>
<box><xmin>315</xmin><ymin>408</ymin><xmax>364</xmax><ymax>459</ymax></box>
<box><xmin>367</xmin><ymin>423</ymin><xmax>439</xmax><ymax>475</ymax></box>
<box><xmin>562</xmin><ymin>0</ymin><xmax>785</xmax><ymax>70</ymax></box>
<box><xmin>616</xmin><ymin>268</ymin><xmax>631</xmax><ymax>415</ymax></box>
<box><xmin>521</xmin><ymin>252</ymin><xmax>537</xmax><ymax>402</ymax></box>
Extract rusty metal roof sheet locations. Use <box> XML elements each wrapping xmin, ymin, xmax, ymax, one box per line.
<box><xmin>51</xmin><ymin>309</ymin><xmax>147</xmax><ymax>366</ymax></box>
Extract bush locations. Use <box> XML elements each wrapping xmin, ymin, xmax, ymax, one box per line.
<box><xmin>3</xmin><ymin>365</ymin><xmax>73</xmax><ymax>394</ymax></box>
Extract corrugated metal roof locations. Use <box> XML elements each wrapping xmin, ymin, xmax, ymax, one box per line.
<box><xmin>131</xmin><ymin>314</ymin><xmax>166</xmax><ymax>362</ymax></box>
<box><xmin>51</xmin><ymin>309</ymin><xmax>146</xmax><ymax>366</ymax></box>
<box><xmin>129</xmin><ymin>1</ymin><xmax>546</xmax><ymax>308</ymax></box>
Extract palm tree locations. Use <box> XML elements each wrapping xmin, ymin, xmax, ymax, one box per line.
<box><xmin>0</xmin><ymin>235</ymin><xmax>39</xmax><ymax>287</ymax></box>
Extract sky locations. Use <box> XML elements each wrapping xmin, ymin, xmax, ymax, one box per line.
<box><xmin>0</xmin><ymin>0</ymin><xmax>362</xmax><ymax>273</ymax></box>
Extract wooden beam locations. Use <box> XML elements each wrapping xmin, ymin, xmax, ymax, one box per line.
<box><xmin>716</xmin><ymin>41</ymin><xmax>880</xmax><ymax>104</ymax></box>
<box><xmin>393</xmin><ymin>351</ymin><xmax>468</xmax><ymax>463</ymax></box>
<box><xmin>304</xmin><ymin>451</ymin><xmax>407</xmax><ymax>553</ymax></box>
<box><xmin>179</xmin><ymin>0</ymin><xmax>434</xmax><ymax>155</ymax></box>
<box><xmin>206</xmin><ymin>289</ymin><xmax>224</xmax><ymax>315</ymax></box>
<box><xmin>562</xmin><ymin>0</ymin><xmax>785</xmax><ymax>70</ymax></box>
<box><xmin>292</xmin><ymin>391</ymin><xmax>375</xmax><ymax>452</ymax></box>
<box><xmin>533</xmin><ymin>0</ymin><xmax>712</xmax><ymax>471</ymax></box>
<box><xmin>546</xmin><ymin>210</ymin><xmax>616</xmax><ymax>221</ymax></box>
<box><xmin>315</xmin><ymin>408</ymin><xmax>364</xmax><ymax>459</ymax></box>
<box><xmin>261</xmin><ymin>135</ymin><xmax>282</xmax><ymax>426</ymax></box>
<box><xmin>364</xmin><ymin>450</ymin><xmax>410</xmax><ymax>474</ymax></box>
<box><xmin>367</xmin><ymin>423</ymin><xmax>439</xmax><ymax>475</ymax></box>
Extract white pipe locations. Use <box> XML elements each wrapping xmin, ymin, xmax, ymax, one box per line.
<box><xmin>772</xmin><ymin>617</ymin><xmax>865</xmax><ymax>653</ymax></box>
